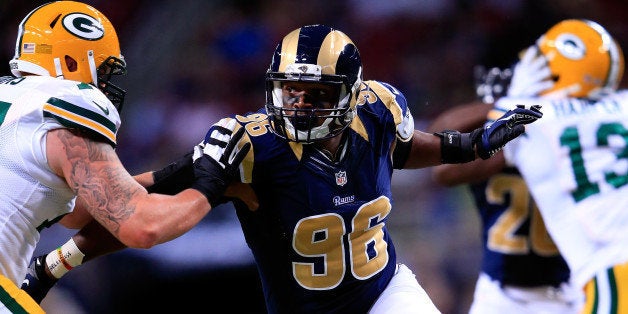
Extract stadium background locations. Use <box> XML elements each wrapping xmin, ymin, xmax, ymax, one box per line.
<box><xmin>1</xmin><ymin>0</ymin><xmax>626</xmax><ymax>313</ymax></box>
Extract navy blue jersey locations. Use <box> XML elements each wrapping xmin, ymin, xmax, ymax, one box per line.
<box><xmin>221</xmin><ymin>80</ymin><xmax>408</xmax><ymax>313</ymax></box>
<box><xmin>469</xmin><ymin>167</ymin><xmax>570</xmax><ymax>287</ymax></box>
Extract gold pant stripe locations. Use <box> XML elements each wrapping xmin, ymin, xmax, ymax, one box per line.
<box><xmin>581</xmin><ymin>260</ymin><xmax>628</xmax><ymax>314</ymax></box>
<box><xmin>613</xmin><ymin>262</ymin><xmax>628</xmax><ymax>314</ymax></box>
<box><xmin>582</xmin><ymin>277</ymin><xmax>597</xmax><ymax>314</ymax></box>
<box><xmin>0</xmin><ymin>275</ymin><xmax>44</xmax><ymax>314</ymax></box>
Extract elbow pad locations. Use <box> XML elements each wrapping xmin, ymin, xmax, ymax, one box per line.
<box><xmin>392</xmin><ymin>137</ymin><xmax>412</xmax><ymax>169</ymax></box>
<box><xmin>148</xmin><ymin>150</ymin><xmax>195</xmax><ymax>195</ymax></box>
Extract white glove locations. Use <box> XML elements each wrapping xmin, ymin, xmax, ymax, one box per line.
<box><xmin>191</xmin><ymin>118</ymin><xmax>250</xmax><ymax>206</ymax></box>
<box><xmin>192</xmin><ymin>118</ymin><xmax>241</xmax><ymax>168</ymax></box>
<box><xmin>507</xmin><ymin>45</ymin><xmax>554</xmax><ymax>97</ymax></box>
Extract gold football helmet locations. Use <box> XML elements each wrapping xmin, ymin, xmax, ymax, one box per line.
<box><xmin>536</xmin><ymin>19</ymin><xmax>624</xmax><ymax>99</ymax></box>
<box><xmin>10</xmin><ymin>1</ymin><xmax>127</xmax><ymax>109</ymax></box>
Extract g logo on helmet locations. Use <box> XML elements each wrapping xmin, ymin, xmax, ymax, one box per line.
<box><xmin>554</xmin><ymin>34</ymin><xmax>586</xmax><ymax>60</ymax></box>
<box><xmin>62</xmin><ymin>13</ymin><xmax>104</xmax><ymax>40</ymax></box>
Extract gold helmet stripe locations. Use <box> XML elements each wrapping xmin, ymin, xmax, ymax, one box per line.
<box><xmin>318</xmin><ymin>31</ymin><xmax>355</xmax><ymax>76</ymax></box>
<box><xmin>278</xmin><ymin>28</ymin><xmax>301</xmax><ymax>73</ymax></box>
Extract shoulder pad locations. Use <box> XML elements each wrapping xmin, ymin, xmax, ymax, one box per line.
<box><xmin>358</xmin><ymin>80</ymin><xmax>408</xmax><ymax>126</ymax></box>
<box><xmin>42</xmin><ymin>80</ymin><xmax>121</xmax><ymax>146</ymax></box>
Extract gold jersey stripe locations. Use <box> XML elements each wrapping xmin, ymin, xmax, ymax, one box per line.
<box><xmin>43</xmin><ymin>103</ymin><xmax>116</xmax><ymax>144</ymax></box>
<box><xmin>366</xmin><ymin>82</ymin><xmax>403</xmax><ymax>125</ymax></box>
<box><xmin>349</xmin><ymin>115</ymin><xmax>368</xmax><ymax>142</ymax></box>
<box><xmin>288</xmin><ymin>142</ymin><xmax>303</xmax><ymax>161</ymax></box>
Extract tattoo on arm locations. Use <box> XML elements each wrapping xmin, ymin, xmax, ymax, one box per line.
<box><xmin>58</xmin><ymin>130</ymin><xmax>141</xmax><ymax>235</ymax></box>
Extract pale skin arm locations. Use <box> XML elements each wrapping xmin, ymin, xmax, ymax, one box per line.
<box><xmin>52</xmin><ymin>169</ymin><xmax>160</xmax><ymax>278</ymax></box>
<box><xmin>47</xmin><ymin>128</ymin><xmax>210</xmax><ymax>249</ymax></box>
<box><xmin>58</xmin><ymin>171</ymin><xmax>157</xmax><ymax>229</ymax></box>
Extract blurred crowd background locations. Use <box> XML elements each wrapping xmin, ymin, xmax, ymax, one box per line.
<box><xmin>1</xmin><ymin>0</ymin><xmax>627</xmax><ymax>313</ymax></box>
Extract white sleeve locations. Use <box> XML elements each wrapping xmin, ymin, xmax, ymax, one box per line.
<box><xmin>43</xmin><ymin>81</ymin><xmax>121</xmax><ymax>146</ymax></box>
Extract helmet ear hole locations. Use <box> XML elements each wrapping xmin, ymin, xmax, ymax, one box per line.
<box><xmin>65</xmin><ymin>55</ymin><xmax>77</xmax><ymax>72</ymax></box>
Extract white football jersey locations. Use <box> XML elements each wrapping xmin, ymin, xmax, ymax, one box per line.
<box><xmin>497</xmin><ymin>90</ymin><xmax>628</xmax><ymax>288</ymax></box>
<box><xmin>0</xmin><ymin>75</ymin><xmax>120</xmax><ymax>285</ymax></box>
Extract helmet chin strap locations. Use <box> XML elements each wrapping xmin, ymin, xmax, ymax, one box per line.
<box><xmin>53</xmin><ymin>58</ymin><xmax>64</xmax><ymax>78</ymax></box>
<box><xmin>284</xmin><ymin>117</ymin><xmax>334</xmax><ymax>143</ymax></box>
<box><xmin>87</xmin><ymin>50</ymin><xmax>97</xmax><ymax>85</ymax></box>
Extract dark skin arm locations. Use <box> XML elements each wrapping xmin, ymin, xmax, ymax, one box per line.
<box><xmin>73</xmin><ymin>220</ymin><xmax>126</xmax><ymax>263</ymax></box>
<box><xmin>427</xmin><ymin>101</ymin><xmax>506</xmax><ymax>186</ymax></box>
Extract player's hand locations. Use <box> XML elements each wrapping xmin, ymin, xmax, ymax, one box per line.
<box><xmin>191</xmin><ymin>118</ymin><xmax>251</xmax><ymax>207</ymax></box>
<box><xmin>507</xmin><ymin>46</ymin><xmax>554</xmax><ymax>97</ymax></box>
<box><xmin>473</xmin><ymin>104</ymin><xmax>542</xmax><ymax>159</ymax></box>
<box><xmin>21</xmin><ymin>255</ymin><xmax>58</xmax><ymax>304</ymax></box>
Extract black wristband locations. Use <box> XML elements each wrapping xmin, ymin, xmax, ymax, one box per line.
<box><xmin>190</xmin><ymin>178</ymin><xmax>227</xmax><ymax>208</ymax></box>
<box><xmin>148</xmin><ymin>151</ymin><xmax>194</xmax><ymax>195</ymax></box>
<box><xmin>190</xmin><ymin>155</ymin><xmax>228</xmax><ymax>208</ymax></box>
<box><xmin>152</xmin><ymin>151</ymin><xmax>193</xmax><ymax>183</ymax></box>
<box><xmin>435</xmin><ymin>130</ymin><xmax>476</xmax><ymax>164</ymax></box>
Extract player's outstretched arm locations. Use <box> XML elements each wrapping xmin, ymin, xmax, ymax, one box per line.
<box><xmin>23</xmin><ymin>119</ymin><xmax>250</xmax><ymax>303</ymax></box>
<box><xmin>427</xmin><ymin>101</ymin><xmax>506</xmax><ymax>186</ymax></box>
<box><xmin>22</xmin><ymin>153</ymin><xmax>198</xmax><ymax>303</ymax></box>
<box><xmin>435</xmin><ymin>104</ymin><xmax>542</xmax><ymax>163</ymax></box>
<box><xmin>401</xmin><ymin>105</ymin><xmax>542</xmax><ymax>169</ymax></box>
<box><xmin>46</xmin><ymin>119</ymin><xmax>248</xmax><ymax>249</ymax></box>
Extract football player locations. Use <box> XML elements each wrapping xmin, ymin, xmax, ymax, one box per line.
<box><xmin>466</xmin><ymin>19</ymin><xmax>626</xmax><ymax>313</ymax></box>
<box><xmin>0</xmin><ymin>2</ymin><xmax>247</xmax><ymax>312</ymax></box>
<box><xmin>428</xmin><ymin>63</ymin><xmax>583</xmax><ymax>313</ymax></box>
<box><xmin>23</xmin><ymin>24</ymin><xmax>542</xmax><ymax>312</ymax></box>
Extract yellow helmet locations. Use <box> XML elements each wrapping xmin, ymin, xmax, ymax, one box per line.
<box><xmin>536</xmin><ymin>19</ymin><xmax>624</xmax><ymax>99</ymax></box>
<box><xmin>10</xmin><ymin>1</ymin><xmax>127</xmax><ymax>109</ymax></box>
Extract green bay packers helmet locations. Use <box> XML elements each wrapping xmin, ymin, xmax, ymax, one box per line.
<box><xmin>10</xmin><ymin>1</ymin><xmax>127</xmax><ymax>110</ymax></box>
<box><xmin>265</xmin><ymin>24</ymin><xmax>363</xmax><ymax>143</ymax></box>
<box><xmin>536</xmin><ymin>19</ymin><xmax>624</xmax><ymax>99</ymax></box>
